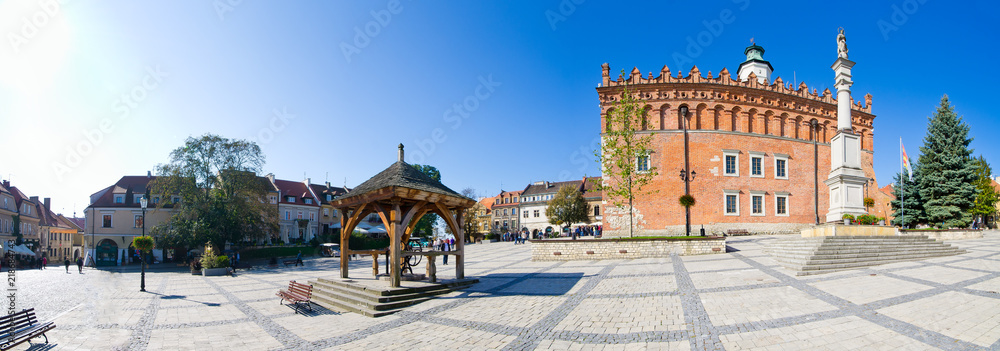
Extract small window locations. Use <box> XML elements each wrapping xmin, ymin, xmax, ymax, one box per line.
<box><xmin>593</xmin><ymin>205</ymin><xmax>600</xmax><ymax>216</ymax></box>
<box><xmin>723</xmin><ymin>150</ymin><xmax>740</xmax><ymax>177</ymax></box>
<box><xmin>172</xmin><ymin>196</ymin><xmax>180</xmax><ymax>204</ymax></box>
<box><xmin>133</xmin><ymin>194</ymin><xmax>143</xmax><ymax>204</ymax></box>
<box><xmin>284</xmin><ymin>211</ymin><xmax>290</xmax><ymax>220</ymax></box>
<box><xmin>152</xmin><ymin>196</ymin><xmax>160</xmax><ymax>205</ymax></box>
<box><xmin>102</xmin><ymin>215</ymin><xmax>112</xmax><ymax>228</ymax></box>
<box><xmin>286</xmin><ymin>196</ymin><xmax>295</xmax><ymax>203</ymax></box>
<box><xmin>503</xmin><ymin>209</ymin><xmax>508</xmax><ymax>216</ymax></box>
<box><xmin>332</xmin><ymin>209</ymin><xmax>338</xmax><ymax>216</ymax></box>
<box><xmin>297</xmin><ymin>211</ymin><xmax>303</xmax><ymax>220</ymax></box>
<box><xmin>304</xmin><ymin>198</ymin><xmax>312</xmax><ymax>205</ymax></box>
<box><xmin>723</xmin><ymin>190</ymin><xmax>740</xmax><ymax>216</ymax></box>
<box><xmin>512</xmin><ymin>208</ymin><xmax>517</xmax><ymax>215</ymax></box>
<box><xmin>134</xmin><ymin>215</ymin><xmax>144</xmax><ymax>228</ymax></box>
<box><xmin>326</xmin><ymin>194</ymin><xmax>332</xmax><ymax>201</ymax></box>
<box><xmin>114</xmin><ymin>195</ymin><xmax>124</xmax><ymax>204</ymax></box>
<box><xmin>523</xmin><ymin>212</ymin><xmax>529</xmax><ymax>218</ymax></box>
<box><xmin>309</xmin><ymin>213</ymin><xmax>315</xmax><ymax>221</ymax></box>
<box><xmin>749</xmin><ymin>152</ymin><xmax>764</xmax><ymax>178</ymax></box>
<box><xmin>751</xmin><ymin>192</ymin><xmax>765</xmax><ymax>216</ymax></box>
<box><xmin>776</xmin><ymin>193</ymin><xmax>789</xmax><ymax>216</ymax></box>
<box><xmin>775</xmin><ymin>154</ymin><xmax>789</xmax><ymax>180</ymax></box>
<box><xmin>323</xmin><ymin>208</ymin><xmax>330</xmax><ymax>217</ymax></box>
<box><xmin>534</xmin><ymin>210</ymin><xmax>540</xmax><ymax>218</ymax></box>
<box><xmin>270</xmin><ymin>196</ymin><xmax>277</xmax><ymax>204</ymax></box>
<box><xmin>637</xmin><ymin>155</ymin><xmax>650</xmax><ymax>172</ymax></box>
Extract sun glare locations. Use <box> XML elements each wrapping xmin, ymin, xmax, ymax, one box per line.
<box><xmin>0</xmin><ymin>0</ymin><xmax>73</xmax><ymax>97</ymax></box>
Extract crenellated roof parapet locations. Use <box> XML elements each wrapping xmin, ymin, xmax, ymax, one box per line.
<box><xmin>599</xmin><ymin>63</ymin><xmax>873</xmax><ymax>114</ymax></box>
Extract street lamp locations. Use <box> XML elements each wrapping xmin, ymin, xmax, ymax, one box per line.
<box><xmin>140</xmin><ymin>195</ymin><xmax>147</xmax><ymax>292</ymax></box>
<box><xmin>679</xmin><ymin>106</ymin><xmax>696</xmax><ymax>236</ymax></box>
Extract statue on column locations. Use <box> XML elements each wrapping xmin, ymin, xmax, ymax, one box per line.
<box><xmin>837</xmin><ymin>28</ymin><xmax>849</xmax><ymax>59</ymax></box>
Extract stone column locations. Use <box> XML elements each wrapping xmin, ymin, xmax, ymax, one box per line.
<box><xmin>824</xmin><ymin>39</ymin><xmax>868</xmax><ymax>223</ymax></box>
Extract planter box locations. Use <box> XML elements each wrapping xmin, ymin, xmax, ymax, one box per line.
<box><xmin>202</xmin><ymin>267</ymin><xmax>229</xmax><ymax>276</ymax></box>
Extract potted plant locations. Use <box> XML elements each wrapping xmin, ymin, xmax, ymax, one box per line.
<box><xmin>200</xmin><ymin>243</ymin><xmax>231</xmax><ymax>276</ymax></box>
<box><xmin>863</xmin><ymin>197</ymin><xmax>875</xmax><ymax>212</ymax></box>
<box><xmin>878</xmin><ymin>217</ymin><xmax>886</xmax><ymax>226</ymax></box>
<box><xmin>842</xmin><ymin>214</ymin><xmax>855</xmax><ymax>225</ymax></box>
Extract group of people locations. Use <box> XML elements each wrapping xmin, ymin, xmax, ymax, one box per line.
<box><xmin>433</xmin><ymin>237</ymin><xmax>455</xmax><ymax>264</ymax></box>
<box><xmin>504</xmin><ymin>231</ymin><xmax>529</xmax><ymax>244</ymax></box>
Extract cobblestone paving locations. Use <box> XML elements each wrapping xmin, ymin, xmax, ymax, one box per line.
<box><xmin>10</xmin><ymin>231</ymin><xmax>1000</xmax><ymax>350</ymax></box>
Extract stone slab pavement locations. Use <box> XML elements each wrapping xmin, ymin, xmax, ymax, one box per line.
<box><xmin>9</xmin><ymin>231</ymin><xmax>1000</xmax><ymax>350</ymax></box>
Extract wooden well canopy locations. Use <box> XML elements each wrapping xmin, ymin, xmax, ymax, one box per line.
<box><xmin>332</xmin><ymin>144</ymin><xmax>476</xmax><ymax>287</ymax></box>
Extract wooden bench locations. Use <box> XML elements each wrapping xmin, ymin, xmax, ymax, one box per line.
<box><xmin>282</xmin><ymin>259</ymin><xmax>298</xmax><ymax>267</ymax></box>
<box><xmin>0</xmin><ymin>308</ymin><xmax>55</xmax><ymax>349</ymax></box>
<box><xmin>726</xmin><ymin>229</ymin><xmax>749</xmax><ymax>236</ymax></box>
<box><xmin>276</xmin><ymin>280</ymin><xmax>313</xmax><ymax>312</ymax></box>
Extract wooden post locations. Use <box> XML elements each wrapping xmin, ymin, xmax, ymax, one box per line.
<box><xmin>389</xmin><ymin>204</ymin><xmax>402</xmax><ymax>288</ymax></box>
<box><xmin>340</xmin><ymin>211</ymin><xmax>349</xmax><ymax>279</ymax></box>
<box><xmin>371</xmin><ymin>253</ymin><xmax>379</xmax><ymax>276</ymax></box>
<box><xmin>455</xmin><ymin>210</ymin><xmax>465</xmax><ymax>280</ymax></box>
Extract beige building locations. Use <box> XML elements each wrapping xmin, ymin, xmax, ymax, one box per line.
<box><xmin>9</xmin><ymin>184</ymin><xmax>42</xmax><ymax>255</ymax></box>
<box><xmin>0</xmin><ymin>181</ymin><xmax>18</xmax><ymax>246</ymax></box>
<box><xmin>85</xmin><ymin>175</ymin><xmax>175</xmax><ymax>266</ymax></box>
<box><xmin>309</xmin><ymin>182</ymin><xmax>348</xmax><ymax>239</ymax></box>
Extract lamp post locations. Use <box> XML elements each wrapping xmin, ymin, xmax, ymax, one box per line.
<box><xmin>140</xmin><ymin>196</ymin><xmax>147</xmax><ymax>292</ymax></box>
<box><xmin>679</xmin><ymin>106</ymin><xmax>697</xmax><ymax>236</ymax></box>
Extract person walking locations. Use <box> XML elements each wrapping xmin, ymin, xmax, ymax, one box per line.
<box><xmin>64</xmin><ymin>257</ymin><xmax>70</xmax><ymax>273</ymax></box>
<box><xmin>295</xmin><ymin>250</ymin><xmax>303</xmax><ymax>267</ymax></box>
<box><xmin>76</xmin><ymin>257</ymin><xmax>83</xmax><ymax>273</ymax></box>
<box><xmin>41</xmin><ymin>257</ymin><xmax>47</xmax><ymax>269</ymax></box>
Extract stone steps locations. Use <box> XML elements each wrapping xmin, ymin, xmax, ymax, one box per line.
<box><xmin>764</xmin><ymin>235</ymin><xmax>965</xmax><ymax>276</ymax></box>
<box><xmin>308</xmin><ymin>277</ymin><xmax>477</xmax><ymax>317</ymax></box>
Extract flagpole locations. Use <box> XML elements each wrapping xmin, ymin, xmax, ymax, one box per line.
<box><xmin>900</xmin><ymin>137</ymin><xmax>904</xmax><ymax>230</ymax></box>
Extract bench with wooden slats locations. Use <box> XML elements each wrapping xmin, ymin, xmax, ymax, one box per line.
<box><xmin>0</xmin><ymin>308</ymin><xmax>55</xmax><ymax>349</ymax></box>
<box><xmin>276</xmin><ymin>280</ymin><xmax>313</xmax><ymax>312</ymax></box>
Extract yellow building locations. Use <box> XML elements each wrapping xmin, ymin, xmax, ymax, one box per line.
<box><xmin>85</xmin><ymin>175</ymin><xmax>176</xmax><ymax>266</ymax></box>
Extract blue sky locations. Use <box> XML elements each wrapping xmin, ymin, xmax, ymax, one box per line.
<box><xmin>0</xmin><ymin>0</ymin><xmax>997</xmax><ymax>216</ymax></box>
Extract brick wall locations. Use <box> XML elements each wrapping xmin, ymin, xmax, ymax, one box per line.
<box><xmin>530</xmin><ymin>237</ymin><xmax>725</xmax><ymax>261</ymax></box>
<box><xmin>602</xmin><ymin>130</ymin><xmax>880</xmax><ymax>237</ymax></box>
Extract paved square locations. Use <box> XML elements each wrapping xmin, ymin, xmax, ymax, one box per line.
<box><xmin>9</xmin><ymin>232</ymin><xmax>1000</xmax><ymax>350</ymax></box>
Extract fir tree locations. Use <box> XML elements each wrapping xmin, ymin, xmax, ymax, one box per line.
<box><xmin>970</xmin><ymin>156</ymin><xmax>999</xmax><ymax>226</ymax></box>
<box><xmin>916</xmin><ymin>95</ymin><xmax>977</xmax><ymax>228</ymax></box>
<box><xmin>890</xmin><ymin>166</ymin><xmax>925</xmax><ymax>227</ymax></box>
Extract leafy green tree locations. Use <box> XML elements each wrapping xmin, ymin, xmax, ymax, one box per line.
<box><xmin>971</xmin><ymin>156</ymin><xmax>999</xmax><ymax>226</ymax></box>
<box><xmin>410</xmin><ymin>164</ymin><xmax>440</xmax><ymax>237</ymax></box>
<box><xmin>460</xmin><ymin>188</ymin><xmax>485</xmax><ymax>242</ymax></box>
<box><xmin>150</xmin><ymin>134</ymin><xmax>278</xmax><ymax>250</ymax></box>
<box><xmin>917</xmin><ymin>95</ymin><xmax>977</xmax><ymax>228</ymax></box>
<box><xmin>546</xmin><ymin>185</ymin><xmax>590</xmax><ymax>237</ymax></box>
<box><xmin>890</xmin><ymin>166</ymin><xmax>925</xmax><ymax>227</ymax></box>
<box><xmin>595</xmin><ymin>70</ymin><xmax>658</xmax><ymax>237</ymax></box>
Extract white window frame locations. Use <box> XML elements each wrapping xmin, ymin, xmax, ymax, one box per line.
<box><xmin>323</xmin><ymin>208</ymin><xmax>329</xmax><ymax>217</ymax></box>
<box><xmin>774</xmin><ymin>153</ymin><xmax>789</xmax><ymax>180</ymax></box>
<box><xmin>636</xmin><ymin>154</ymin><xmax>650</xmax><ymax>173</ymax></box>
<box><xmin>723</xmin><ymin>190</ymin><xmax>740</xmax><ymax>216</ymax></box>
<box><xmin>723</xmin><ymin>150</ymin><xmax>740</xmax><ymax>177</ymax></box>
<box><xmin>304</xmin><ymin>198</ymin><xmax>312</xmax><ymax>205</ymax></box>
<box><xmin>750</xmin><ymin>191</ymin><xmax>766</xmax><ymax>216</ymax></box>
<box><xmin>749</xmin><ymin>151</ymin><xmax>765</xmax><ymax>178</ymax></box>
<box><xmin>133</xmin><ymin>194</ymin><xmax>143</xmax><ymax>204</ymax></box>
<box><xmin>270</xmin><ymin>196</ymin><xmax>277</xmax><ymax>204</ymax></box>
<box><xmin>286</xmin><ymin>196</ymin><xmax>295</xmax><ymax>203</ymax></box>
<box><xmin>775</xmin><ymin>192</ymin><xmax>790</xmax><ymax>216</ymax></box>
<box><xmin>172</xmin><ymin>196</ymin><xmax>181</xmax><ymax>204</ymax></box>
<box><xmin>114</xmin><ymin>195</ymin><xmax>124</xmax><ymax>204</ymax></box>
<box><xmin>309</xmin><ymin>213</ymin><xmax>315</xmax><ymax>221</ymax></box>
<box><xmin>134</xmin><ymin>214</ymin><xmax>143</xmax><ymax>228</ymax></box>
<box><xmin>102</xmin><ymin>214</ymin><xmax>113</xmax><ymax>228</ymax></box>
<box><xmin>533</xmin><ymin>210</ymin><xmax>540</xmax><ymax>218</ymax></box>
<box><xmin>284</xmin><ymin>211</ymin><xmax>290</xmax><ymax>220</ymax></box>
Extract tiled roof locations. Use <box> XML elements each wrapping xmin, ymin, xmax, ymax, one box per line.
<box><xmin>87</xmin><ymin>176</ymin><xmax>156</xmax><ymax>208</ymax></box>
<box><xmin>309</xmin><ymin>183</ymin><xmax>348</xmax><ymax>205</ymax></box>
<box><xmin>582</xmin><ymin>177</ymin><xmax>602</xmax><ymax>199</ymax></box>
<box><xmin>337</xmin><ymin>161</ymin><xmax>467</xmax><ymax>202</ymax></box>
<box><xmin>273</xmin><ymin>179</ymin><xmax>319</xmax><ymax>207</ymax></box>
<box><xmin>67</xmin><ymin>217</ymin><xmax>86</xmax><ymax>230</ymax></box>
<box><xmin>520</xmin><ymin>180</ymin><xmax>580</xmax><ymax>197</ymax></box>
<box><xmin>479</xmin><ymin>196</ymin><xmax>496</xmax><ymax>211</ymax></box>
<box><xmin>9</xmin><ymin>186</ymin><xmax>39</xmax><ymax>218</ymax></box>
